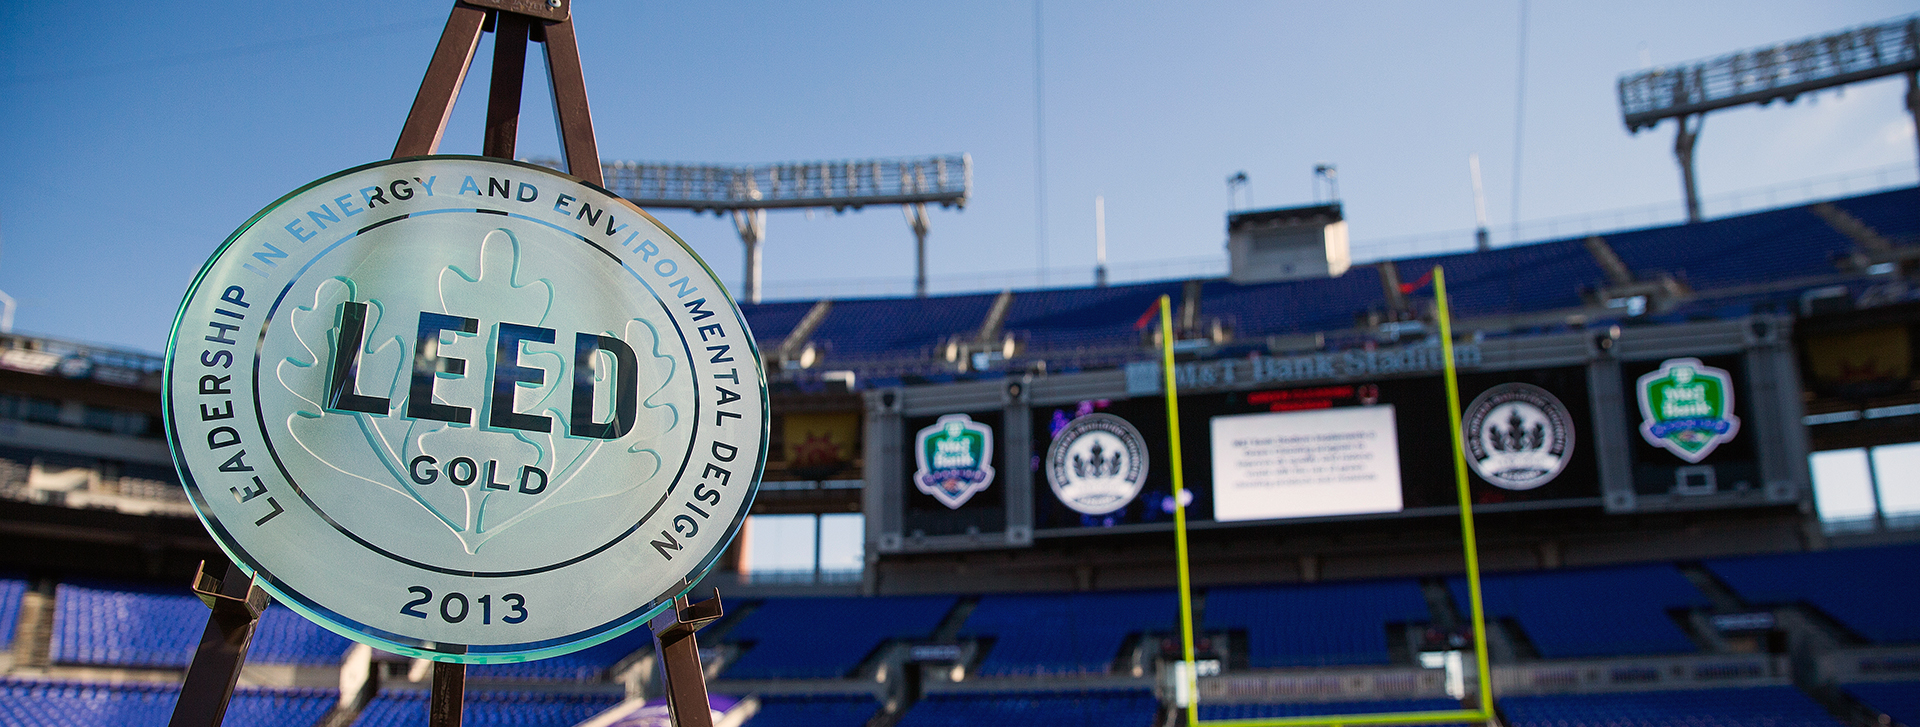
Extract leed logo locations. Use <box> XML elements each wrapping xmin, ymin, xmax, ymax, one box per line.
<box><xmin>1636</xmin><ymin>357</ymin><xmax>1740</xmax><ymax>463</ymax></box>
<box><xmin>912</xmin><ymin>414</ymin><xmax>994</xmax><ymax>509</ymax></box>
<box><xmin>166</xmin><ymin>157</ymin><xmax>766</xmax><ymax>662</ymax></box>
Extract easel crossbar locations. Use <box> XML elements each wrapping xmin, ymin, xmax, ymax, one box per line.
<box><xmin>1202</xmin><ymin>709</ymin><xmax>1490</xmax><ymax>727</ymax></box>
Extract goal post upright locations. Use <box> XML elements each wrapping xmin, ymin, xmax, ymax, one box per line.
<box><xmin>1169</xmin><ymin>266</ymin><xmax>1496</xmax><ymax>727</ymax></box>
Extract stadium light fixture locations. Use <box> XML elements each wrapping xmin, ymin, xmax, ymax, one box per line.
<box><xmin>1617</xmin><ymin>14</ymin><xmax>1920</xmax><ymax>222</ymax></box>
<box><xmin>533</xmin><ymin>154</ymin><xmax>971</xmax><ymax>303</ymax></box>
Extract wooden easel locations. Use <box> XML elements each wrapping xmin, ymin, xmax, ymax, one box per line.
<box><xmin>169</xmin><ymin>3</ymin><xmax>727</xmax><ymax>725</ymax></box>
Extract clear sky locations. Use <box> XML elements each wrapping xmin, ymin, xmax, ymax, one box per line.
<box><xmin>2</xmin><ymin>1</ymin><xmax>1916</xmax><ymax>354</ymax></box>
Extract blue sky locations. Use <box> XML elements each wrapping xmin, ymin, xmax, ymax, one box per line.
<box><xmin>2</xmin><ymin>1</ymin><xmax>1915</xmax><ymax>354</ymax></box>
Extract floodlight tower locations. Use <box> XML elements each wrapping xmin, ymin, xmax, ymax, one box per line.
<box><xmin>542</xmin><ymin>155</ymin><xmax>971</xmax><ymax>302</ymax></box>
<box><xmin>1617</xmin><ymin>14</ymin><xmax>1920</xmax><ymax>223</ymax></box>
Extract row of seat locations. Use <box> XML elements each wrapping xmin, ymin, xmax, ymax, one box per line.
<box><xmin>1</xmin><ymin>680</ymin><xmax>1911</xmax><ymax>727</ymax></box>
<box><xmin>0</xmin><ymin>678</ymin><xmax>335</xmax><ymax>727</ymax></box>
<box><xmin>24</xmin><ymin>543</ymin><xmax>1917</xmax><ymax>677</ymax></box>
<box><xmin>717</xmin><ymin>544</ymin><xmax>1919</xmax><ymax>679</ymax></box>
<box><xmin>739</xmin><ymin>187</ymin><xmax>1916</xmax><ymax>363</ymax></box>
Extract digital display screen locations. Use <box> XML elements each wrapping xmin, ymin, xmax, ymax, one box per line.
<box><xmin>1210</xmin><ymin>405</ymin><xmax>1404</xmax><ymax>522</ymax></box>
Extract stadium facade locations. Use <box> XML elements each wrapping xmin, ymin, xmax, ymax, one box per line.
<box><xmin>0</xmin><ymin>187</ymin><xmax>1914</xmax><ymax>725</ymax></box>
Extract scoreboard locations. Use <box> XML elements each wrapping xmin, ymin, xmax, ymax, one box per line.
<box><xmin>867</xmin><ymin>316</ymin><xmax>1808</xmax><ymax>554</ymax></box>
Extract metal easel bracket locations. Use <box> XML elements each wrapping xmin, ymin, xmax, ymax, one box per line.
<box><xmin>650</xmin><ymin>590</ymin><xmax>725</xmax><ymax>727</ymax></box>
<box><xmin>393</xmin><ymin>0</ymin><xmax>602</xmax><ymax>186</ymax></box>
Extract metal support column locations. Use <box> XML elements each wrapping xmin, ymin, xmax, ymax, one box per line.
<box><xmin>430</xmin><ymin>661</ymin><xmax>466</xmax><ymax>727</ymax></box>
<box><xmin>167</xmin><ymin>562</ymin><xmax>268</xmax><ymax>727</ymax></box>
<box><xmin>906</xmin><ymin>203</ymin><xmax>930</xmax><ymax>298</ymax></box>
<box><xmin>651</xmin><ymin>592</ymin><xmax>725</xmax><ymax>727</ymax></box>
<box><xmin>1674</xmin><ymin>114</ymin><xmax>1704</xmax><ymax>224</ymax></box>
<box><xmin>732</xmin><ymin>209</ymin><xmax>766</xmax><ymax>304</ymax></box>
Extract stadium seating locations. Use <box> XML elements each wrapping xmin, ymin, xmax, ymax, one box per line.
<box><xmin>0</xmin><ymin>678</ymin><xmax>335</xmax><ymax>727</ymax></box>
<box><xmin>721</xmin><ymin>595</ymin><xmax>955</xmax><ymax>680</ymax></box>
<box><xmin>740</xmin><ymin>300</ymin><xmax>821</xmax><ymax>345</ymax></box>
<box><xmin>999</xmin><ymin>281</ymin><xmax>1186</xmax><ymax>352</ymax></box>
<box><xmin>1392</xmin><ymin>238</ymin><xmax>1602</xmax><ymax>319</ymax></box>
<box><xmin>1203</xmin><ymin>579</ymin><xmax>1432</xmax><ymax>668</ymax></box>
<box><xmin>249</xmin><ymin>604</ymin><xmax>355</xmax><ymax>666</ymax></box>
<box><xmin>895</xmin><ymin>689</ymin><xmax>1159</xmax><ymax>727</ymax></box>
<box><xmin>350</xmin><ymin>689</ymin><xmax>621</xmax><ymax>727</ymax></box>
<box><xmin>1498</xmin><ymin>686</ymin><xmax>1842</xmax><ymax>727</ymax></box>
<box><xmin>51</xmin><ymin>579</ymin><xmax>204</xmax><ymax>668</ymax></box>
<box><xmin>466</xmin><ymin>625</ymin><xmax>653</xmax><ymax>681</ymax></box>
<box><xmin>1844</xmin><ymin>680</ymin><xmax>1920</xmax><ymax>725</ymax></box>
<box><xmin>1198</xmin><ymin>269</ymin><xmax>1384</xmax><ymax>339</ymax></box>
<box><xmin>1199</xmin><ymin>698</ymin><xmax>1466</xmax><ymax>722</ymax></box>
<box><xmin>962</xmin><ymin>590</ymin><xmax>1176</xmax><ymax>677</ymax></box>
<box><xmin>1829</xmin><ymin>187</ymin><xmax>1920</xmax><ymax>244</ymax></box>
<box><xmin>807</xmin><ymin>293</ymin><xmax>1000</xmax><ymax>358</ymax></box>
<box><xmin>741</xmin><ymin>693</ymin><xmax>881</xmax><ymax>727</ymax></box>
<box><xmin>1706</xmin><ymin>543</ymin><xmax>1920</xmax><ymax>644</ymax></box>
<box><xmin>0</xmin><ymin>574</ymin><xmax>25</xmax><ymax>651</ymax></box>
<box><xmin>1449</xmin><ymin>564</ymin><xmax>1709</xmax><ymax>659</ymax></box>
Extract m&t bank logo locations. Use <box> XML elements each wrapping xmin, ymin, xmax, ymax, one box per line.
<box><xmin>1636</xmin><ymin>357</ymin><xmax>1740</xmax><ymax>463</ymax></box>
<box><xmin>912</xmin><ymin>414</ymin><xmax>994</xmax><ymax>509</ymax></box>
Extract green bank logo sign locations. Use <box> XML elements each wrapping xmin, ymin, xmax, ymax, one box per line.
<box><xmin>1636</xmin><ymin>357</ymin><xmax>1739</xmax><ymax>464</ymax></box>
<box><xmin>164</xmin><ymin>157</ymin><xmax>767</xmax><ymax>663</ymax></box>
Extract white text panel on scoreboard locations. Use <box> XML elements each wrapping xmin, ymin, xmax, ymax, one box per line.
<box><xmin>1210</xmin><ymin>405</ymin><xmax>1403</xmax><ymax>522</ymax></box>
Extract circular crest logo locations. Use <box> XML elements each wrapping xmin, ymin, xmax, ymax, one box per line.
<box><xmin>1046</xmin><ymin>413</ymin><xmax>1149</xmax><ymax>515</ymax></box>
<box><xmin>1461</xmin><ymin>383</ymin><xmax>1573</xmax><ymax>491</ymax></box>
<box><xmin>164</xmin><ymin>157</ymin><xmax>767</xmax><ymax>662</ymax></box>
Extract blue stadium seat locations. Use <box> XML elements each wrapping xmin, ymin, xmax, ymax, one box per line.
<box><xmin>0</xmin><ymin>575</ymin><xmax>25</xmax><ymax>651</ymax></box>
<box><xmin>1601</xmin><ymin>204</ymin><xmax>1853</xmax><ymax>291</ymax></box>
<box><xmin>1198</xmin><ymin>270</ymin><xmax>1384</xmax><ymax>339</ymax></box>
<box><xmin>1706</xmin><ymin>543</ymin><xmax>1920</xmax><ymax>644</ymax></box>
<box><xmin>808</xmin><ymin>293</ymin><xmax>1000</xmax><ymax>358</ymax></box>
<box><xmin>1000</xmin><ymin>281</ymin><xmax>1186</xmax><ymax>353</ymax></box>
<box><xmin>741</xmin><ymin>300</ymin><xmax>820</xmax><ymax>345</ymax></box>
<box><xmin>1845</xmin><ymin>680</ymin><xmax>1920</xmax><ymax>725</ymax></box>
<box><xmin>0</xmin><ymin>678</ymin><xmax>334</xmax><ymax>727</ymax></box>
<box><xmin>963</xmin><ymin>590</ymin><xmax>1176</xmax><ymax>677</ymax></box>
<box><xmin>1499</xmin><ymin>686</ymin><xmax>1841</xmax><ymax>727</ymax></box>
<box><xmin>51</xmin><ymin>579</ymin><xmax>204</xmax><ymax>668</ymax></box>
<box><xmin>1200</xmin><ymin>698</ymin><xmax>1465</xmax><ymax>723</ymax></box>
<box><xmin>350</xmin><ymin>689</ymin><xmax>621</xmax><ymax>727</ymax></box>
<box><xmin>1829</xmin><ymin>187</ymin><xmax>1920</xmax><ymax>244</ymax></box>
<box><xmin>721</xmin><ymin>595</ymin><xmax>955</xmax><ymax>680</ymax></box>
<box><xmin>1392</xmin><ymin>238</ymin><xmax>1603</xmax><ymax>319</ymax></box>
<box><xmin>1448</xmin><ymin>564</ymin><xmax>1709</xmax><ymax>659</ymax></box>
<box><xmin>742</xmin><ymin>693</ymin><xmax>881</xmax><ymax>727</ymax></box>
<box><xmin>466</xmin><ymin>625</ymin><xmax>653</xmax><ymax>682</ymax></box>
<box><xmin>1204</xmin><ymin>579</ymin><xmax>1432</xmax><ymax>668</ymax></box>
<box><xmin>250</xmin><ymin>604</ymin><xmax>354</xmax><ymax>666</ymax></box>
<box><xmin>895</xmin><ymin>689</ymin><xmax>1159</xmax><ymax>727</ymax></box>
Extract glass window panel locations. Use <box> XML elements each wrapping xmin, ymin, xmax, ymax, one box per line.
<box><xmin>818</xmin><ymin>513</ymin><xmax>865</xmax><ymax>572</ymax></box>
<box><xmin>1870</xmin><ymin>442</ymin><xmax>1920</xmax><ymax>517</ymax></box>
<box><xmin>1810</xmin><ymin>449</ymin><xmax>1877</xmax><ymax>522</ymax></box>
<box><xmin>744</xmin><ymin>514</ymin><xmax>816</xmax><ymax>573</ymax></box>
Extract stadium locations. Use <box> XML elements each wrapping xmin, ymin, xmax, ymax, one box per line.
<box><xmin>0</xmin><ymin>4</ymin><xmax>1918</xmax><ymax>727</ymax></box>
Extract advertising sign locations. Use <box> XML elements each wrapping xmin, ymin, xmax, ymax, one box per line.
<box><xmin>1459</xmin><ymin>383</ymin><xmax>1575</xmax><ymax>491</ymax></box>
<box><xmin>1046</xmin><ymin>413</ymin><xmax>1150</xmax><ymax>516</ymax></box>
<box><xmin>165</xmin><ymin>157</ymin><xmax>767</xmax><ymax>662</ymax></box>
<box><xmin>1635</xmin><ymin>357</ymin><xmax>1741</xmax><ymax>463</ymax></box>
<box><xmin>1210</xmin><ymin>405</ymin><xmax>1403</xmax><ymax>522</ymax></box>
<box><xmin>902</xmin><ymin>411</ymin><xmax>1005</xmax><ymax>537</ymax></box>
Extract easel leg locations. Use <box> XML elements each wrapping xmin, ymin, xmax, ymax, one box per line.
<box><xmin>650</xmin><ymin>593</ymin><xmax>725</xmax><ymax>727</ymax></box>
<box><xmin>430</xmin><ymin>661</ymin><xmax>466</xmax><ymax>727</ymax></box>
<box><xmin>167</xmin><ymin>562</ymin><xmax>266</xmax><ymax>727</ymax></box>
<box><xmin>394</xmin><ymin>5</ymin><xmax>488</xmax><ymax>158</ymax></box>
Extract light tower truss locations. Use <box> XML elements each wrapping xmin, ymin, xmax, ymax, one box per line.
<box><xmin>1617</xmin><ymin>14</ymin><xmax>1920</xmax><ymax>223</ymax></box>
<box><xmin>535</xmin><ymin>154</ymin><xmax>970</xmax><ymax>303</ymax></box>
